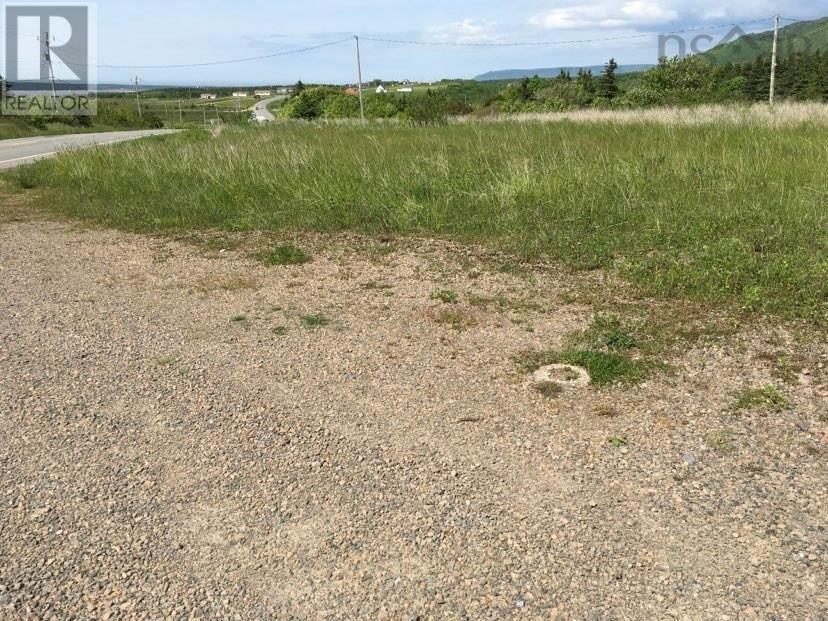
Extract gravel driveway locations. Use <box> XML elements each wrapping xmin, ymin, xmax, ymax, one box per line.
<box><xmin>0</xmin><ymin>217</ymin><xmax>826</xmax><ymax>620</ymax></box>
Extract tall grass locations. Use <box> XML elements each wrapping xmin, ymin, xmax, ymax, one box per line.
<box><xmin>457</xmin><ymin>102</ymin><xmax>828</xmax><ymax>128</ymax></box>
<box><xmin>14</xmin><ymin>120</ymin><xmax>828</xmax><ymax>324</ymax></box>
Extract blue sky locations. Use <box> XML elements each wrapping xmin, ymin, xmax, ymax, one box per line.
<box><xmin>84</xmin><ymin>1</ymin><xmax>828</xmax><ymax>85</ymax></box>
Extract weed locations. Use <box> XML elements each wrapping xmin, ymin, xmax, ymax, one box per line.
<box><xmin>756</xmin><ymin>351</ymin><xmax>804</xmax><ymax>385</ymax></box>
<box><xmin>155</xmin><ymin>356</ymin><xmax>178</xmax><ymax>366</ymax></box>
<box><xmin>230</xmin><ymin>314</ymin><xmax>248</xmax><ymax>324</ymax></box>
<box><xmin>608</xmin><ymin>436</ymin><xmax>629</xmax><ymax>448</ymax></box>
<box><xmin>706</xmin><ymin>428</ymin><xmax>737</xmax><ymax>454</ymax></box>
<box><xmin>586</xmin><ymin>315</ymin><xmax>638</xmax><ymax>351</ymax></box>
<box><xmin>258</xmin><ymin>244</ymin><xmax>311</xmax><ymax>266</ymax></box>
<box><xmin>516</xmin><ymin>349</ymin><xmax>650</xmax><ymax>386</ymax></box>
<box><xmin>273</xmin><ymin>326</ymin><xmax>288</xmax><ymax>336</ymax></box>
<box><xmin>300</xmin><ymin>313</ymin><xmax>331</xmax><ymax>329</ymax></box>
<box><xmin>431</xmin><ymin>289</ymin><xmax>460</xmax><ymax>304</ymax></box>
<box><xmin>732</xmin><ymin>386</ymin><xmax>791</xmax><ymax>414</ymax></box>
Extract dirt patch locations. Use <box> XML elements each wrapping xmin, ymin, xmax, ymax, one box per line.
<box><xmin>0</xmin><ymin>218</ymin><xmax>826</xmax><ymax>620</ymax></box>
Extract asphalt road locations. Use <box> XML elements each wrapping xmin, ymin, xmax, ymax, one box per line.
<box><xmin>0</xmin><ymin>129</ymin><xmax>179</xmax><ymax>170</ymax></box>
<box><xmin>251</xmin><ymin>96</ymin><xmax>286</xmax><ymax>123</ymax></box>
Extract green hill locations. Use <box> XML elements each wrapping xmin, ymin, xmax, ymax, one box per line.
<box><xmin>702</xmin><ymin>17</ymin><xmax>828</xmax><ymax>65</ymax></box>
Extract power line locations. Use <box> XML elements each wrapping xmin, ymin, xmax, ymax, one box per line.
<box><xmin>95</xmin><ymin>37</ymin><xmax>354</xmax><ymax>69</ymax></box>
<box><xmin>360</xmin><ymin>18</ymin><xmax>777</xmax><ymax>48</ymax></box>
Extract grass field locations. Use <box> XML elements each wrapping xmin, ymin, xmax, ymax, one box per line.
<box><xmin>10</xmin><ymin>115</ymin><xmax>828</xmax><ymax>325</ymax></box>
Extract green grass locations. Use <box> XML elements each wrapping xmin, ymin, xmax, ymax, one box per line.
<box><xmin>257</xmin><ymin>244</ymin><xmax>312</xmax><ymax>266</ymax></box>
<box><xmin>10</xmin><ymin>121</ymin><xmax>828</xmax><ymax>325</ymax></box>
<box><xmin>517</xmin><ymin>349</ymin><xmax>651</xmax><ymax>387</ymax></box>
<box><xmin>608</xmin><ymin>436</ymin><xmax>629</xmax><ymax>448</ymax></box>
<box><xmin>300</xmin><ymin>313</ymin><xmax>331</xmax><ymax>329</ymax></box>
<box><xmin>732</xmin><ymin>385</ymin><xmax>791</xmax><ymax>413</ymax></box>
<box><xmin>516</xmin><ymin>313</ymin><xmax>659</xmax><ymax>387</ymax></box>
<box><xmin>581</xmin><ymin>314</ymin><xmax>638</xmax><ymax>352</ymax></box>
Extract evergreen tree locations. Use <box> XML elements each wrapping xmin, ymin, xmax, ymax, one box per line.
<box><xmin>598</xmin><ymin>58</ymin><xmax>619</xmax><ymax>101</ymax></box>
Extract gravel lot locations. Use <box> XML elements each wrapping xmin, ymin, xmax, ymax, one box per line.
<box><xmin>0</xmin><ymin>217</ymin><xmax>826</xmax><ymax>620</ymax></box>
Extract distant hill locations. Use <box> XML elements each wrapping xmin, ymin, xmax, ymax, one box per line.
<box><xmin>474</xmin><ymin>64</ymin><xmax>653</xmax><ymax>81</ymax></box>
<box><xmin>702</xmin><ymin>16</ymin><xmax>828</xmax><ymax>65</ymax></box>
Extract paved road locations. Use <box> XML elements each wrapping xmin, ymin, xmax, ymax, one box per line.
<box><xmin>0</xmin><ymin>129</ymin><xmax>179</xmax><ymax>170</ymax></box>
<box><xmin>251</xmin><ymin>96</ymin><xmax>287</xmax><ymax>123</ymax></box>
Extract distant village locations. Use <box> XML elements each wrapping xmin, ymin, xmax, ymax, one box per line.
<box><xmin>198</xmin><ymin>81</ymin><xmax>426</xmax><ymax>101</ymax></box>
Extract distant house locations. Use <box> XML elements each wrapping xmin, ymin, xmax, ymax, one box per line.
<box><xmin>396</xmin><ymin>87</ymin><xmax>413</xmax><ymax>93</ymax></box>
<box><xmin>276</xmin><ymin>87</ymin><xmax>294</xmax><ymax>95</ymax></box>
<box><xmin>200</xmin><ymin>93</ymin><xmax>218</xmax><ymax>100</ymax></box>
<box><xmin>401</xmin><ymin>79</ymin><xmax>412</xmax><ymax>85</ymax></box>
<box><xmin>232</xmin><ymin>91</ymin><xmax>249</xmax><ymax>97</ymax></box>
<box><xmin>375</xmin><ymin>85</ymin><xmax>387</xmax><ymax>94</ymax></box>
<box><xmin>254</xmin><ymin>90</ymin><xmax>272</xmax><ymax>97</ymax></box>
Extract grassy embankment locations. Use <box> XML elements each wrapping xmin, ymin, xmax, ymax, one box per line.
<box><xmin>9</xmin><ymin>114</ymin><xmax>828</xmax><ymax>325</ymax></box>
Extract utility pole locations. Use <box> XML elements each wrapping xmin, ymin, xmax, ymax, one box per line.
<box><xmin>769</xmin><ymin>14</ymin><xmax>780</xmax><ymax>105</ymax></box>
<box><xmin>178</xmin><ymin>100</ymin><xmax>183</xmax><ymax>124</ymax></box>
<box><xmin>42</xmin><ymin>32</ymin><xmax>58</xmax><ymax>112</ymax></box>
<box><xmin>134</xmin><ymin>76</ymin><xmax>142</xmax><ymax>118</ymax></box>
<box><xmin>354</xmin><ymin>36</ymin><xmax>365</xmax><ymax>123</ymax></box>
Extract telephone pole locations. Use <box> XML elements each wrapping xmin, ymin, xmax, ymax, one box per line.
<box><xmin>769</xmin><ymin>14</ymin><xmax>780</xmax><ymax>105</ymax></box>
<box><xmin>354</xmin><ymin>36</ymin><xmax>365</xmax><ymax>123</ymax></box>
<box><xmin>42</xmin><ymin>32</ymin><xmax>58</xmax><ymax>112</ymax></box>
<box><xmin>134</xmin><ymin>77</ymin><xmax>142</xmax><ymax>118</ymax></box>
<box><xmin>178</xmin><ymin>99</ymin><xmax>183</xmax><ymax>124</ymax></box>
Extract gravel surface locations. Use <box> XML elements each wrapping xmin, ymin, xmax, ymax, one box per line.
<box><xmin>0</xmin><ymin>219</ymin><xmax>826</xmax><ymax>620</ymax></box>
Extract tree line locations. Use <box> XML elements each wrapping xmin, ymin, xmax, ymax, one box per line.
<box><xmin>271</xmin><ymin>49</ymin><xmax>828</xmax><ymax>122</ymax></box>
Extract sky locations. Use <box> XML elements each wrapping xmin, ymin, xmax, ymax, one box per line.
<box><xmin>25</xmin><ymin>0</ymin><xmax>828</xmax><ymax>85</ymax></box>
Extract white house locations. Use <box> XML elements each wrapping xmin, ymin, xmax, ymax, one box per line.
<box><xmin>375</xmin><ymin>85</ymin><xmax>387</xmax><ymax>94</ymax></box>
<box><xmin>396</xmin><ymin>87</ymin><xmax>413</xmax><ymax>93</ymax></box>
<box><xmin>232</xmin><ymin>91</ymin><xmax>249</xmax><ymax>97</ymax></box>
<box><xmin>200</xmin><ymin>93</ymin><xmax>218</xmax><ymax>100</ymax></box>
<box><xmin>254</xmin><ymin>90</ymin><xmax>272</xmax><ymax>97</ymax></box>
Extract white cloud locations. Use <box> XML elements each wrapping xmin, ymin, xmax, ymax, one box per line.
<box><xmin>621</xmin><ymin>1</ymin><xmax>679</xmax><ymax>21</ymax></box>
<box><xmin>530</xmin><ymin>1</ymin><xmax>681</xmax><ymax>30</ymax></box>
<box><xmin>426</xmin><ymin>18</ymin><xmax>502</xmax><ymax>44</ymax></box>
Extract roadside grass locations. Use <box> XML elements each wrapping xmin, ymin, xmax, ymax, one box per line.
<box><xmin>732</xmin><ymin>385</ymin><xmax>791</xmax><ymax>414</ymax></box>
<box><xmin>8</xmin><ymin>121</ymin><xmax>828</xmax><ymax>325</ymax></box>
